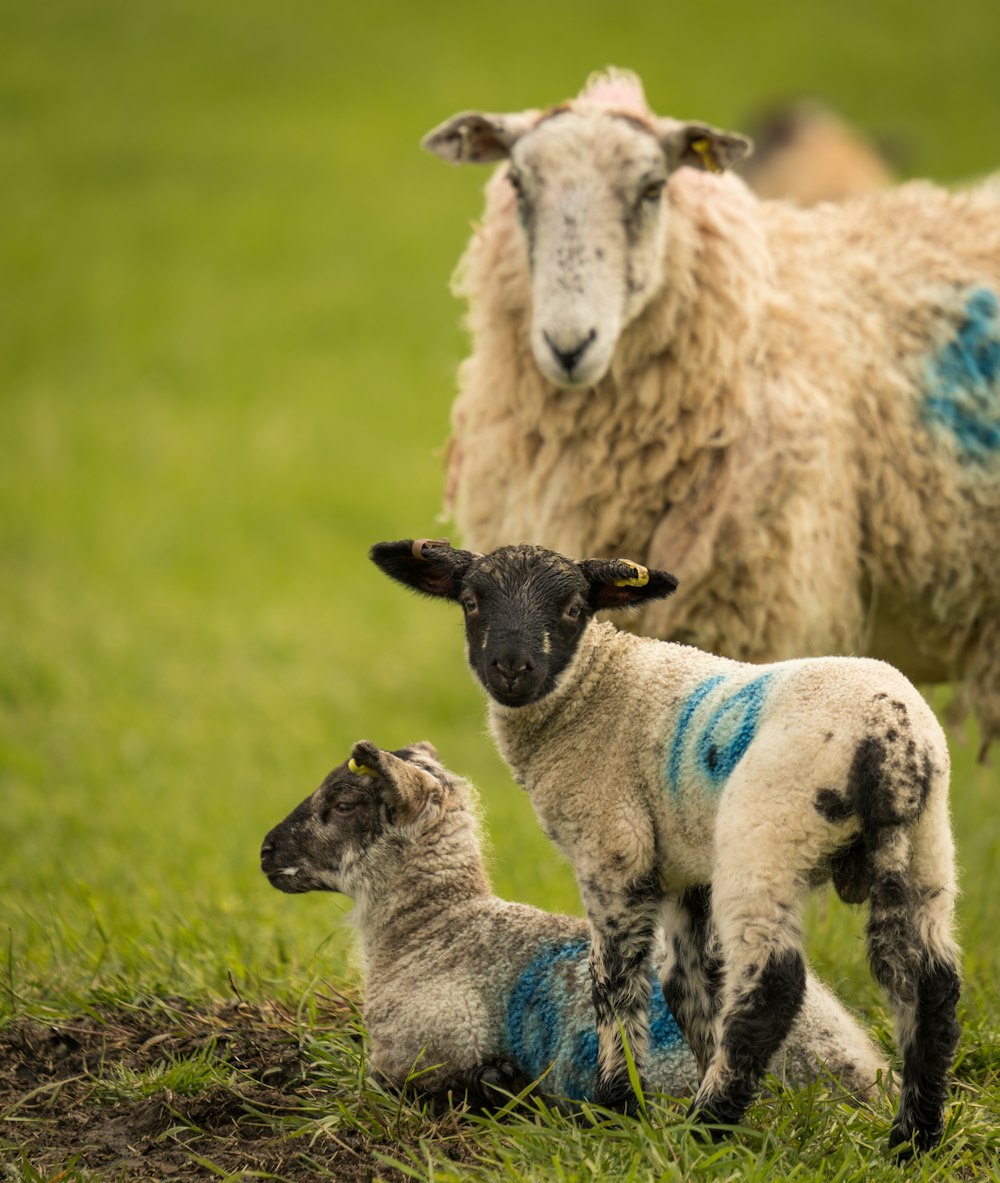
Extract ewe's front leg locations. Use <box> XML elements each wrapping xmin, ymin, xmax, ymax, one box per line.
<box><xmin>581</xmin><ymin>869</ymin><xmax>662</xmax><ymax>1114</ymax></box>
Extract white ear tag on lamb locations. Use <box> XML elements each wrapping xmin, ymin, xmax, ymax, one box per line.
<box><xmin>348</xmin><ymin>757</ymin><xmax>378</xmax><ymax>777</ymax></box>
<box><xmin>613</xmin><ymin>563</ymin><xmax>650</xmax><ymax>588</ymax></box>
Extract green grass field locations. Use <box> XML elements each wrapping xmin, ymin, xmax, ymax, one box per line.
<box><xmin>2</xmin><ymin>2</ymin><xmax>999</xmax><ymax>1179</ymax></box>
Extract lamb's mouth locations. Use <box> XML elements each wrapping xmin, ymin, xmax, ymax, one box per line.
<box><xmin>267</xmin><ymin>866</ymin><xmax>310</xmax><ymax>894</ymax></box>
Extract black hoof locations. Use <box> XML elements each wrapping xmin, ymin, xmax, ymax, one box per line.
<box><xmin>887</xmin><ymin>1118</ymin><xmax>943</xmax><ymax>1157</ymax></box>
<box><xmin>593</xmin><ymin>1076</ymin><xmax>641</xmax><ymax>1116</ymax></box>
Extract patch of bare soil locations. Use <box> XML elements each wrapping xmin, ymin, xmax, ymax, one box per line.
<box><xmin>0</xmin><ymin>998</ymin><xmax>466</xmax><ymax>1182</ymax></box>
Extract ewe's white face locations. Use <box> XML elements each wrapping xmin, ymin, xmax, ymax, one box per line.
<box><xmin>423</xmin><ymin>90</ymin><xmax>750</xmax><ymax>390</ymax></box>
<box><xmin>509</xmin><ymin>112</ymin><xmax>671</xmax><ymax>387</ymax></box>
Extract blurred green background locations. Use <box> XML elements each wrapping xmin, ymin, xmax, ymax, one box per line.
<box><xmin>2</xmin><ymin>0</ymin><xmax>998</xmax><ymax>1014</ymax></box>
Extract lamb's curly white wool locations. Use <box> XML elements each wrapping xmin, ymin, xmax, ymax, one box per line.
<box><xmin>424</xmin><ymin>68</ymin><xmax>1000</xmax><ymax>756</ymax></box>
<box><xmin>371</xmin><ymin>538</ymin><xmax>960</xmax><ymax>1154</ymax></box>
<box><xmin>261</xmin><ymin>739</ymin><xmax>889</xmax><ymax>1110</ymax></box>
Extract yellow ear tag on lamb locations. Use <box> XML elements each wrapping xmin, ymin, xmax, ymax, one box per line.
<box><xmin>691</xmin><ymin>137</ymin><xmax>721</xmax><ymax>174</ymax></box>
<box><xmin>613</xmin><ymin>563</ymin><xmax>650</xmax><ymax>588</ymax></box>
<box><xmin>348</xmin><ymin>757</ymin><xmax>378</xmax><ymax>777</ymax></box>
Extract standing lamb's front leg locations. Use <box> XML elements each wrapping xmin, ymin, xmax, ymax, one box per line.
<box><xmin>581</xmin><ymin>868</ymin><xmax>662</xmax><ymax>1114</ymax></box>
<box><xmin>660</xmin><ymin>886</ymin><xmax>726</xmax><ymax>1075</ymax></box>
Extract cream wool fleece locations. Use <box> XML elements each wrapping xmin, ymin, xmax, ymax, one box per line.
<box><xmin>440</xmin><ymin>78</ymin><xmax>1000</xmax><ymax>753</ymax></box>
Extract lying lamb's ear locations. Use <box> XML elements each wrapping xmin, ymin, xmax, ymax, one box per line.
<box><xmin>369</xmin><ymin>538</ymin><xmax>479</xmax><ymax>601</ymax></box>
<box><xmin>422</xmin><ymin>111</ymin><xmax>537</xmax><ymax>164</ymax></box>
<box><xmin>350</xmin><ymin>741</ymin><xmax>443</xmax><ymax>822</ymax></box>
<box><xmin>658</xmin><ymin>119</ymin><xmax>752</xmax><ymax>174</ymax></box>
<box><xmin>579</xmin><ymin>558</ymin><xmax>679</xmax><ymax>612</ymax></box>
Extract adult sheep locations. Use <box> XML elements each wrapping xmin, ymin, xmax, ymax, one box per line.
<box><xmin>423</xmin><ymin>69</ymin><xmax>1000</xmax><ymax>756</ymax></box>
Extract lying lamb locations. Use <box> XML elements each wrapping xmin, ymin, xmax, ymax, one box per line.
<box><xmin>423</xmin><ymin>68</ymin><xmax>1000</xmax><ymax>757</ymax></box>
<box><xmin>260</xmin><ymin>738</ymin><xmax>889</xmax><ymax>1110</ymax></box>
<box><xmin>370</xmin><ymin>538</ymin><xmax>960</xmax><ymax>1153</ymax></box>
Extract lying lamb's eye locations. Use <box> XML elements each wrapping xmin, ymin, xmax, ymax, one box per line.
<box><xmin>562</xmin><ymin>601</ymin><xmax>583</xmax><ymax>624</ymax></box>
<box><xmin>640</xmin><ymin>179</ymin><xmax>665</xmax><ymax>204</ymax></box>
<box><xmin>460</xmin><ymin>592</ymin><xmax>479</xmax><ymax>618</ymax></box>
<box><xmin>321</xmin><ymin>799</ymin><xmax>362</xmax><ymax>823</ymax></box>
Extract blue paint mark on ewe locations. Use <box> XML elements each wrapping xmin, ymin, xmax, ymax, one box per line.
<box><xmin>668</xmin><ymin>672</ymin><xmax>775</xmax><ymax>793</ymax></box>
<box><xmin>923</xmin><ymin>286</ymin><xmax>1000</xmax><ymax>463</ymax></box>
<box><xmin>505</xmin><ymin>938</ymin><xmax>686</xmax><ymax>1100</ymax></box>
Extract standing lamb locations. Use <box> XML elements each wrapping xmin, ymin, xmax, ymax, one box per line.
<box><xmin>261</xmin><ymin>738</ymin><xmax>889</xmax><ymax>1108</ymax></box>
<box><xmin>370</xmin><ymin>538</ymin><xmax>961</xmax><ymax>1154</ymax></box>
<box><xmin>423</xmin><ymin>69</ymin><xmax>1000</xmax><ymax>756</ymax></box>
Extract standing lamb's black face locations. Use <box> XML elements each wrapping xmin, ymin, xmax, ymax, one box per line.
<box><xmin>260</xmin><ymin>741</ymin><xmax>444</xmax><ymax>895</ymax></box>
<box><xmin>457</xmin><ymin>547</ymin><xmax>591</xmax><ymax>706</ymax></box>
<box><xmin>369</xmin><ymin>540</ymin><xmax>679</xmax><ymax>708</ymax></box>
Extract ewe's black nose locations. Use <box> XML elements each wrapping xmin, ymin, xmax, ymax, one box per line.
<box><xmin>544</xmin><ymin>329</ymin><xmax>597</xmax><ymax>376</ymax></box>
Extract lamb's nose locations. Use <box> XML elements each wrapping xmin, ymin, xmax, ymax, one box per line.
<box><xmin>544</xmin><ymin>329</ymin><xmax>597</xmax><ymax>376</ymax></box>
<box><xmin>260</xmin><ymin>840</ymin><xmax>274</xmax><ymax>870</ymax></box>
<box><xmin>494</xmin><ymin>655</ymin><xmax>533</xmax><ymax>686</ymax></box>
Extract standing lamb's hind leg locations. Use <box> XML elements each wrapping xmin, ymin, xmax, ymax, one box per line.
<box><xmin>689</xmin><ymin>809</ymin><xmax>809</xmax><ymax>1135</ymax></box>
<box><xmin>867</xmin><ymin>801</ymin><xmax>960</xmax><ymax>1154</ymax></box>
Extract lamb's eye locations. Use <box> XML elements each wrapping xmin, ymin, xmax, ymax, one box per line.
<box><xmin>460</xmin><ymin>592</ymin><xmax>479</xmax><ymax>618</ymax></box>
<box><xmin>322</xmin><ymin>799</ymin><xmax>361</xmax><ymax>823</ymax></box>
<box><xmin>640</xmin><ymin>179</ymin><xmax>665</xmax><ymax>204</ymax></box>
<box><xmin>562</xmin><ymin>601</ymin><xmax>583</xmax><ymax>624</ymax></box>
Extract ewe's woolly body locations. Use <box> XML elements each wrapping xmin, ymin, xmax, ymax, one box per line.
<box><xmin>443</xmin><ymin>75</ymin><xmax>1000</xmax><ymax>750</ymax></box>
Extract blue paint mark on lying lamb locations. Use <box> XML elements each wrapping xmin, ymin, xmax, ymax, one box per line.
<box><xmin>370</xmin><ymin>538</ymin><xmax>960</xmax><ymax>1154</ymax></box>
<box><xmin>261</xmin><ymin>739</ymin><xmax>888</xmax><ymax>1110</ymax></box>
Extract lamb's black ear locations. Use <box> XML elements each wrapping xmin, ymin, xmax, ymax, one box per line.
<box><xmin>369</xmin><ymin>539</ymin><xmax>479</xmax><ymax>601</ymax></box>
<box><xmin>579</xmin><ymin>558</ymin><xmax>679</xmax><ymax>612</ymax></box>
<box><xmin>350</xmin><ymin>740</ymin><xmax>442</xmax><ymax>821</ymax></box>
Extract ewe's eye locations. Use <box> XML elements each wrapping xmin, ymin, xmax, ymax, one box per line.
<box><xmin>639</xmin><ymin>179</ymin><xmax>665</xmax><ymax>205</ymax></box>
<box><xmin>508</xmin><ymin>170</ymin><xmax>526</xmax><ymax>200</ymax></box>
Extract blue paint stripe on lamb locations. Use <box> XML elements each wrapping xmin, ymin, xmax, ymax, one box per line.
<box><xmin>698</xmin><ymin>672</ymin><xmax>775</xmax><ymax>784</ymax></box>
<box><xmin>668</xmin><ymin>672</ymin><xmax>775</xmax><ymax>793</ymax></box>
<box><xmin>923</xmin><ymin>286</ymin><xmax>1000</xmax><ymax>462</ymax></box>
<box><xmin>667</xmin><ymin>673</ymin><xmax>726</xmax><ymax>793</ymax></box>
<box><xmin>505</xmin><ymin>938</ymin><xmax>685</xmax><ymax>1100</ymax></box>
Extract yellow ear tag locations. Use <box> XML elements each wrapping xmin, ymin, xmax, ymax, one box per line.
<box><xmin>691</xmin><ymin>137</ymin><xmax>721</xmax><ymax>174</ymax></box>
<box><xmin>613</xmin><ymin>563</ymin><xmax>650</xmax><ymax>588</ymax></box>
<box><xmin>348</xmin><ymin>757</ymin><xmax>378</xmax><ymax>777</ymax></box>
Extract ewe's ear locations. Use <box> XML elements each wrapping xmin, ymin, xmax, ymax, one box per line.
<box><xmin>658</xmin><ymin>119</ymin><xmax>752</xmax><ymax>174</ymax></box>
<box><xmin>579</xmin><ymin>558</ymin><xmax>679</xmax><ymax>612</ymax></box>
<box><xmin>422</xmin><ymin>110</ymin><xmax>537</xmax><ymax>164</ymax></box>
<box><xmin>350</xmin><ymin>741</ymin><xmax>442</xmax><ymax>822</ymax></box>
<box><xmin>369</xmin><ymin>538</ymin><xmax>479</xmax><ymax>601</ymax></box>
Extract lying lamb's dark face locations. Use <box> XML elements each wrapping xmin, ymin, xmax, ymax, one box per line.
<box><xmin>369</xmin><ymin>540</ymin><xmax>679</xmax><ymax>708</ymax></box>
<box><xmin>260</xmin><ymin>741</ymin><xmax>445</xmax><ymax>895</ymax></box>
